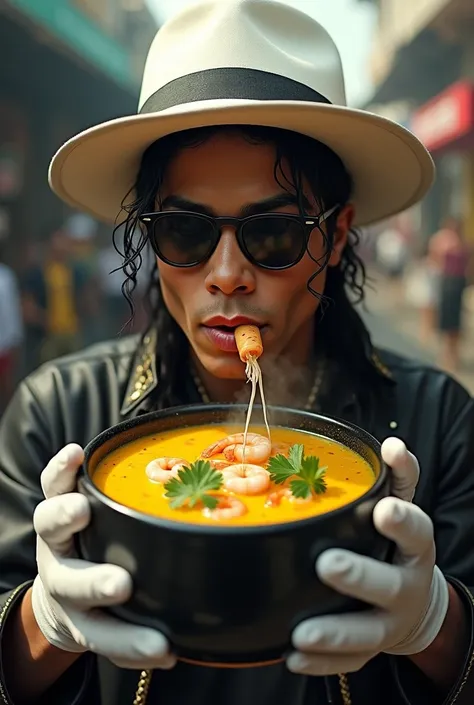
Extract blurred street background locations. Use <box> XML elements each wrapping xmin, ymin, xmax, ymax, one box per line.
<box><xmin>0</xmin><ymin>0</ymin><xmax>473</xmax><ymax>413</ymax></box>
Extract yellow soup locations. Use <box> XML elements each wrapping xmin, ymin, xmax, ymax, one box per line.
<box><xmin>93</xmin><ymin>425</ymin><xmax>376</xmax><ymax>527</ymax></box>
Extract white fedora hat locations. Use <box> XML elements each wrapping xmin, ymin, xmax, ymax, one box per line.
<box><xmin>49</xmin><ymin>0</ymin><xmax>435</xmax><ymax>227</ymax></box>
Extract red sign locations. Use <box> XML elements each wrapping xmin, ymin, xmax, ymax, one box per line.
<box><xmin>411</xmin><ymin>80</ymin><xmax>474</xmax><ymax>152</ymax></box>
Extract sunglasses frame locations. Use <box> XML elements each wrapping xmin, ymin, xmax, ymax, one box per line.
<box><xmin>139</xmin><ymin>205</ymin><xmax>339</xmax><ymax>270</ymax></box>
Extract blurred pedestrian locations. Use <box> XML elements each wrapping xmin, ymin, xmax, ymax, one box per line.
<box><xmin>18</xmin><ymin>242</ymin><xmax>44</xmax><ymax>374</ymax></box>
<box><xmin>66</xmin><ymin>213</ymin><xmax>103</xmax><ymax>345</ymax></box>
<box><xmin>21</xmin><ymin>227</ymin><xmax>88</xmax><ymax>365</ymax></box>
<box><xmin>407</xmin><ymin>254</ymin><xmax>440</xmax><ymax>346</ymax></box>
<box><xmin>375</xmin><ymin>225</ymin><xmax>408</xmax><ymax>279</ymax></box>
<box><xmin>0</xmin><ymin>256</ymin><xmax>23</xmax><ymax>412</ymax></box>
<box><xmin>428</xmin><ymin>217</ymin><xmax>471</xmax><ymax>372</ymax></box>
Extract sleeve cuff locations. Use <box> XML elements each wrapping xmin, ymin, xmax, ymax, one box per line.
<box><xmin>391</xmin><ymin>577</ymin><xmax>474</xmax><ymax>705</ymax></box>
<box><xmin>37</xmin><ymin>654</ymin><xmax>97</xmax><ymax>705</ymax></box>
<box><xmin>0</xmin><ymin>582</ymin><xmax>97</xmax><ymax>705</ymax></box>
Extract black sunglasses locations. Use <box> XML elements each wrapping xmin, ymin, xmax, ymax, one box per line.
<box><xmin>139</xmin><ymin>206</ymin><xmax>339</xmax><ymax>270</ymax></box>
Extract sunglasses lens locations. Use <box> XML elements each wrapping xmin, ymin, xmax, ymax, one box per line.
<box><xmin>242</xmin><ymin>216</ymin><xmax>306</xmax><ymax>268</ymax></box>
<box><xmin>152</xmin><ymin>214</ymin><xmax>216</xmax><ymax>265</ymax></box>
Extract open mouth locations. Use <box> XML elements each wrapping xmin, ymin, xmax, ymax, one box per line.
<box><xmin>212</xmin><ymin>325</ymin><xmax>244</xmax><ymax>332</ymax></box>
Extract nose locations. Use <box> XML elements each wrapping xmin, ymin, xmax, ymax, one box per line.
<box><xmin>204</xmin><ymin>228</ymin><xmax>256</xmax><ymax>295</ymax></box>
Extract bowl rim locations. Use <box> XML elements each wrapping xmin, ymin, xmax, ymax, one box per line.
<box><xmin>79</xmin><ymin>403</ymin><xmax>390</xmax><ymax>536</ymax></box>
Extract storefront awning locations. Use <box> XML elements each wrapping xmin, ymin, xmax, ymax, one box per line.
<box><xmin>4</xmin><ymin>0</ymin><xmax>138</xmax><ymax>93</ymax></box>
<box><xmin>363</xmin><ymin>28</ymin><xmax>462</xmax><ymax>108</ymax></box>
<box><xmin>410</xmin><ymin>80</ymin><xmax>474</xmax><ymax>153</ymax></box>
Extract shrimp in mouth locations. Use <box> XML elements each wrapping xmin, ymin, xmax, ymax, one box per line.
<box><xmin>201</xmin><ymin>433</ymin><xmax>272</xmax><ymax>464</ymax></box>
<box><xmin>202</xmin><ymin>496</ymin><xmax>247</xmax><ymax>521</ymax></box>
<box><xmin>146</xmin><ymin>457</ymin><xmax>190</xmax><ymax>483</ymax></box>
<box><xmin>222</xmin><ymin>464</ymin><xmax>270</xmax><ymax>495</ymax></box>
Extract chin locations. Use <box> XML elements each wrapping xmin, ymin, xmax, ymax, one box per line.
<box><xmin>198</xmin><ymin>352</ymin><xmax>247</xmax><ymax>380</ymax></box>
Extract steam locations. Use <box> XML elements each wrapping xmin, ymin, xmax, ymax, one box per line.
<box><xmin>225</xmin><ymin>353</ymin><xmax>315</xmax><ymax>431</ymax></box>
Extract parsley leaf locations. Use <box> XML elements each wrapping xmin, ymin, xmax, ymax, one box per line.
<box><xmin>300</xmin><ymin>455</ymin><xmax>327</xmax><ymax>495</ymax></box>
<box><xmin>267</xmin><ymin>453</ymin><xmax>296</xmax><ymax>485</ymax></box>
<box><xmin>268</xmin><ymin>444</ymin><xmax>327</xmax><ymax>499</ymax></box>
<box><xmin>288</xmin><ymin>444</ymin><xmax>304</xmax><ymax>472</ymax></box>
<box><xmin>164</xmin><ymin>460</ymin><xmax>223</xmax><ymax>510</ymax></box>
<box><xmin>289</xmin><ymin>478</ymin><xmax>312</xmax><ymax>500</ymax></box>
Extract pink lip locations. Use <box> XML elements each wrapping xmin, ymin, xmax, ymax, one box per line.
<box><xmin>203</xmin><ymin>316</ymin><xmax>264</xmax><ymax>328</ymax></box>
<box><xmin>202</xmin><ymin>326</ymin><xmax>240</xmax><ymax>352</ymax></box>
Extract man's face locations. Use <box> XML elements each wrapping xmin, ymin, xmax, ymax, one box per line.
<box><xmin>156</xmin><ymin>132</ymin><xmax>350</xmax><ymax>380</ymax></box>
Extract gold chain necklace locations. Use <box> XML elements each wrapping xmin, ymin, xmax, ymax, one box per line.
<box><xmin>134</xmin><ymin>671</ymin><xmax>351</xmax><ymax>704</ymax></box>
<box><xmin>191</xmin><ymin>362</ymin><xmax>324</xmax><ymax>411</ymax></box>
<box><xmin>132</xmin><ymin>360</ymin><xmax>352</xmax><ymax>704</ymax></box>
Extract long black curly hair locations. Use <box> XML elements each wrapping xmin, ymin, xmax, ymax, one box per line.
<box><xmin>113</xmin><ymin>125</ymin><xmax>377</xmax><ymax>408</ymax></box>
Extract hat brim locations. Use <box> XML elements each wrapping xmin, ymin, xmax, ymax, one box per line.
<box><xmin>49</xmin><ymin>99</ymin><xmax>434</xmax><ymax>227</ymax></box>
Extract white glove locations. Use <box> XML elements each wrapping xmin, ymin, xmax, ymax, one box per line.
<box><xmin>31</xmin><ymin>444</ymin><xmax>176</xmax><ymax>670</ymax></box>
<box><xmin>288</xmin><ymin>437</ymin><xmax>450</xmax><ymax>676</ymax></box>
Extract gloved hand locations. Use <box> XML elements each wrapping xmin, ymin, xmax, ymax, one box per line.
<box><xmin>31</xmin><ymin>444</ymin><xmax>176</xmax><ymax>669</ymax></box>
<box><xmin>288</xmin><ymin>437</ymin><xmax>450</xmax><ymax>676</ymax></box>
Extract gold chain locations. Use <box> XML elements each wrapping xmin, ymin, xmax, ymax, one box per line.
<box><xmin>133</xmin><ymin>670</ymin><xmax>153</xmax><ymax>705</ymax></box>
<box><xmin>338</xmin><ymin>674</ymin><xmax>353</xmax><ymax>705</ymax></box>
<box><xmin>133</xmin><ymin>359</ymin><xmax>352</xmax><ymax>704</ymax></box>
<box><xmin>191</xmin><ymin>361</ymin><xmax>324</xmax><ymax>411</ymax></box>
<box><xmin>133</xmin><ymin>669</ymin><xmax>352</xmax><ymax>704</ymax></box>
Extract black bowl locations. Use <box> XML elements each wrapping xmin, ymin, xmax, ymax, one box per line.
<box><xmin>77</xmin><ymin>403</ymin><xmax>391</xmax><ymax>667</ymax></box>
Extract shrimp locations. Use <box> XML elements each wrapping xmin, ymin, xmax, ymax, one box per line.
<box><xmin>234</xmin><ymin>325</ymin><xmax>263</xmax><ymax>363</ymax></box>
<box><xmin>208</xmin><ymin>459</ymin><xmax>233</xmax><ymax>471</ymax></box>
<box><xmin>221</xmin><ymin>464</ymin><xmax>271</xmax><ymax>495</ymax></box>
<box><xmin>146</xmin><ymin>457</ymin><xmax>190</xmax><ymax>483</ymax></box>
<box><xmin>265</xmin><ymin>488</ymin><xmax>311</xmax><ymax>507</ymax></box>
<box><xmin>201</xmin><ymin>432</ymin><xmax>272</xmax><ymax>464</ymax></box>
<box><xmin>202</xmin><ymin>496</ymin><xmax>247</xmax><ymax>521</ymax></box>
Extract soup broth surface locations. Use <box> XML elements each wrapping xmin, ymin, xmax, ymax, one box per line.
<box><xmin>93</xmin><ymin>425</ymin><xmax>375</xmax><ymax>526</ymax></box>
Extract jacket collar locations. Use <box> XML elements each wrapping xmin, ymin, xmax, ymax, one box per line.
<box><xmin>120</xmin><ymin>326</ymin><xmax>395</xmax><ymax>417</ymax></box>
<box><xmin>120</xmin><ymin>327</ymin><xmax>159</xmax><ymax>416</ymax></box>
<box><xmin>370</xmin><ymin>349</ymin><xmax>395</xmax><ymax>383</ymax></box>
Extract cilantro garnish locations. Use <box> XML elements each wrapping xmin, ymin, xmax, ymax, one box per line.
<box><xmin>164</xmin><ymin>460</ymin><xmax>223</xmax><ymax>510</ymax></box>
<box><xmin>267</xmin><ymin>443</ymin><xmax>327</xmax><ymax>500</ymax></box>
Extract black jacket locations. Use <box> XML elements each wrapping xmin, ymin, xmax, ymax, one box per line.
<box><xmin>0</xmin><ymin>332</ymin><xmax>474</xmax><ymax>705</ymax></box>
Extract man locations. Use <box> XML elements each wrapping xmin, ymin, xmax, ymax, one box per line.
<box><xmin>0</xmin><ymin>2</ymin><xmax>473</xmax><ymax>705</ymax></box>
<box><xmin>65</xmin><ymin>213</ymin><xmax>103</xmax><ymax>346</ymax></box>
<box><xmin>21</xmin><ymin>226</ymin><xmax>87</xmax><ymax>363</ymax></box>
<box><xmin>428</xmin><ymin>218</ymin><xmax>471</xmax><ymax>372</ymax></box>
